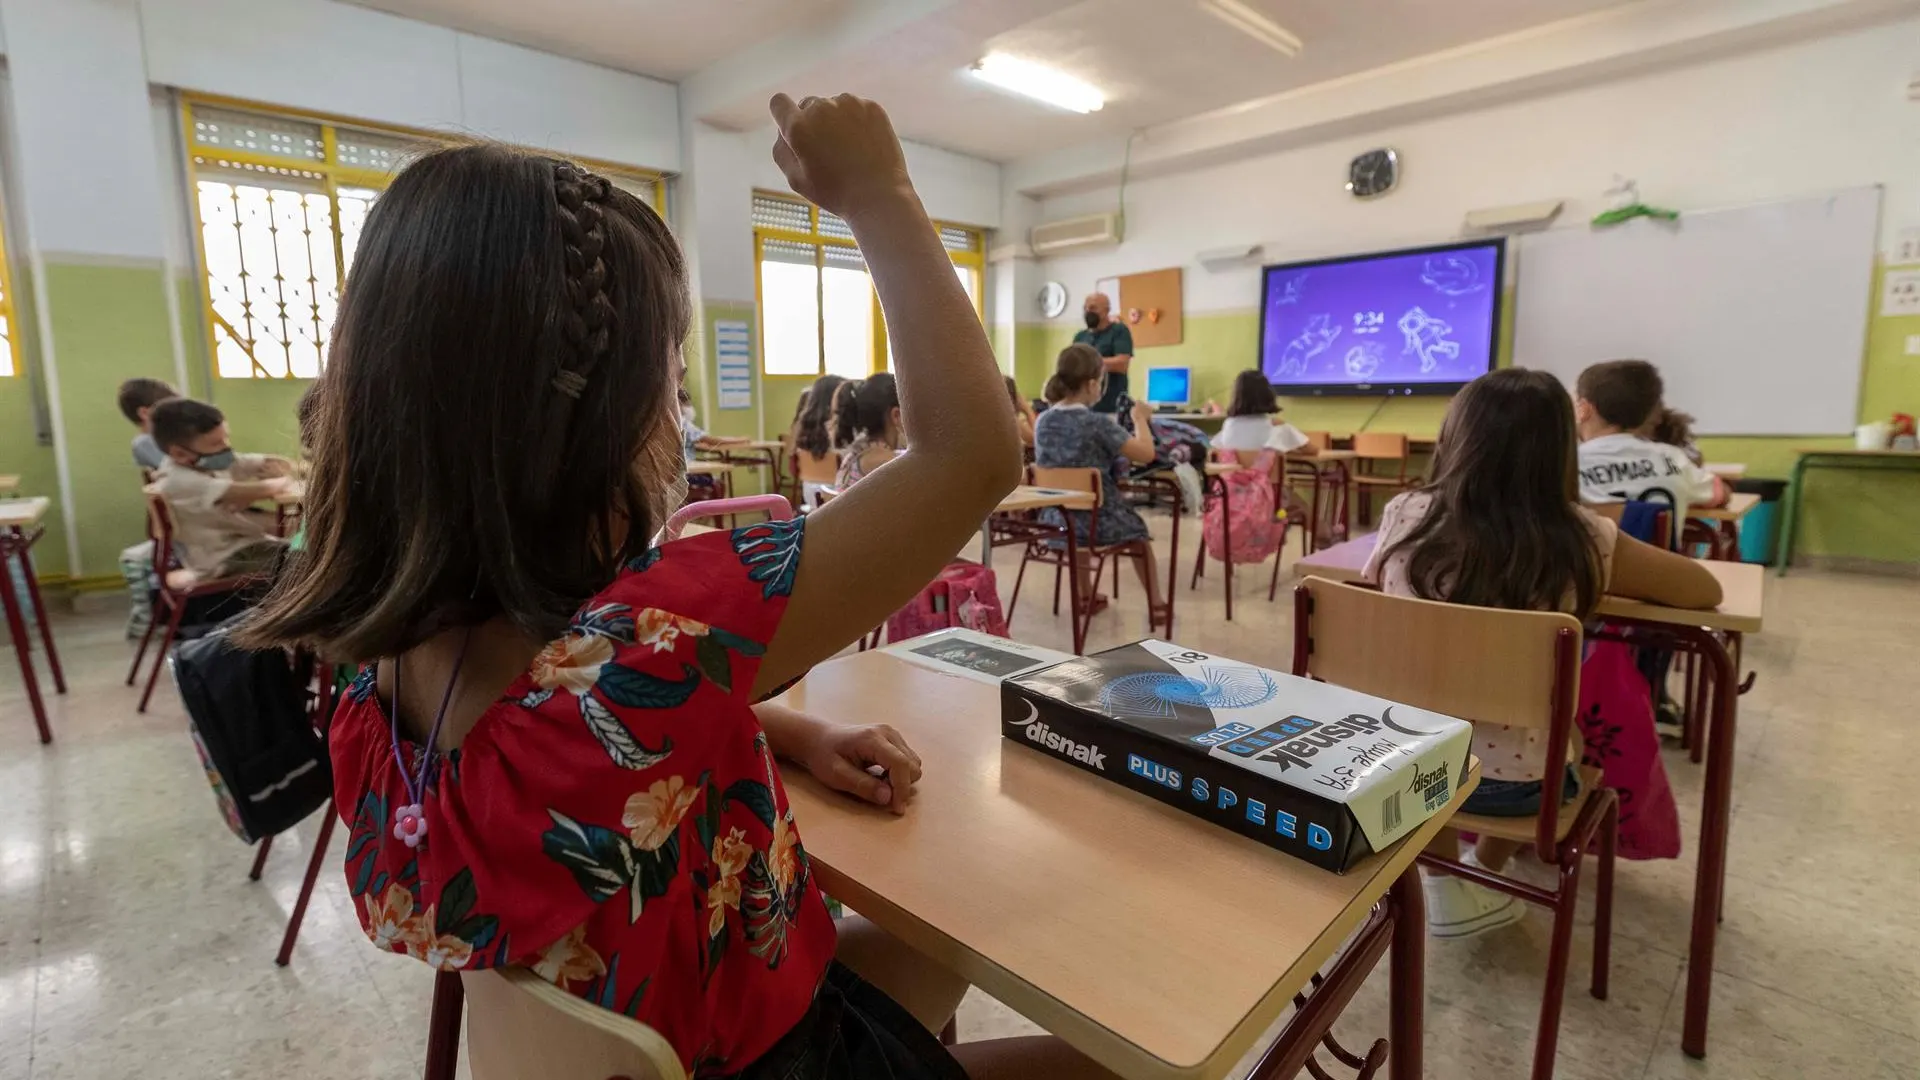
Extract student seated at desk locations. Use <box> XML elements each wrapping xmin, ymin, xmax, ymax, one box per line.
<box><xmin>835</xmin><ymin>373</ymin><xmax>903</xmax><ymax>487</ymax></box>
<box><xmin>1574</xmin><ymin>360</ymin><xmax>1726</xmax><ymax>526</ymax></box>
<box><xmin>1036</xmin><ymin>344</ymin><xmax>1166</xmax><ymax>621</ymax></box>
<box><xmin>236</xmin><ymin>97</ymin><xmax>1110</xmax><ymax>1080</ymax></box>
<box><xmin>1005</xmin><ymin>375</ymin><xmax>1036</xmax><ymax>449</ymax></box>
<box><xmin>1213</xmin><ymin>370</ymin><xmax>1313</xmax><ymax>456</ymax></box>
<box><xmin>118</xmin><ymin>377</ymin><xmax>178</xmax><ymax>471</ymax></box>
<box><xmin>149</xmin><ymin>398</ymin><xmax>294</xmax><ymax>580</ymax></box>
<box><xmin>790</xmin><ymin>373</ymin><xmax>848</xmax><ymax>507</ymax></box>
<box><xmin>1363</xmin><ymin>368</ymin><xmax>1721</xmax><ymax>938</ymax></box>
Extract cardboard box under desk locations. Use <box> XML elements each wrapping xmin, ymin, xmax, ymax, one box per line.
<box><xmin>1001</xmin><ymin>640</ymin><xmax>1472</xmax><ymax>872</ymax></box>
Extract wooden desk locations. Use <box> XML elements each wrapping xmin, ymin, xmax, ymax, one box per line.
<box><xmin>1292</xmin><ymin>533</ymin><xmax>1762</xmax><ymax>1057</ymax></box>
<box><xmin>0</xmin><ymin>496</ymin><xmax>62</xmax><ymax>744</ymax></box>
<box><xmin>686</xmin><ymin>460</ymin><xmax>742</xmax><ymax>478</ymax></box>
<box><xmin>984</xmin><ymin>486</ymin><xmax>1099</xmax><ymax>652</ymax></box>
<box><xmin>1685</xmin><ymin>492</ymin><xmax>1759</xmax><ymax>562</ymax></box>
<box><xmin>1777</xmin><ymin>448</ymin><xmax>1920</xmax><ymax>576</ymax></box>
<box><xmin>1157</xmin><ymin>411</ymin><xmax>1224</xmax><ymax>425</ymax></box>
<box><xmin>779</xmin><ymin>649</ymin><xmax>1477</xmax><ymax>1080</ymax></box>
<box><xmin>1687</xmin><ymin>492</ymin><xmax>1758</xmax><ymax>523</ymax></box>
<box><xmin>1705</xmin><ymin>462</ymin><xmax>1746</xmax><ymax>480</ymax></box>
<box><xmin>0</xmin><ymin>474</ymin><xmax>18</xmax><ymax>494</ymax></box>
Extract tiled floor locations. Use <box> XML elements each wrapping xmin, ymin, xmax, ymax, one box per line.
<box><xmin>3</xmin><ymin>514</ymin><xmax>1916</xmax><ymax>1079</ymax></box>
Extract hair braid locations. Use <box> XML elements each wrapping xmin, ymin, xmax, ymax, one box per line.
<box><xmin>551</xmin><ymin>163</ymin><xmax>614</xmax><ymax>398</ymax></box>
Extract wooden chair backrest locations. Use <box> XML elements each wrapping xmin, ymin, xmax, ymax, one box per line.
<box><xmin>1582</xmin><ymin>501</ymin><xmax>1675</xmax><ymax>549</ymax></box>
<box><xmin>1351</xmin><ymin>432</ymin><xmax>1409</xmax><ymax>460</ymax></box>
<box><xmin>1303</xmin><ymin>430</ymin><xmax>1332</xmax><ymax>452</ymax></box>
<box><xmin>1029</xmin><ymin>466</ymin><xmax>1105</xmax><ymax>511</ymax></box>
<box><xmin>1293</xmin><ymin>576</ymin><xmax>1579</xmax><ymax>732</ymax></box>
<box><xmin>143</xmin><ymin>490</ymin><xmax>179</xmax><ymax>582</ymax></box>
<box><xmin>462</xmin><ymin>968</ymin><xmax>687</xmax><ymax>1080</ymax></box>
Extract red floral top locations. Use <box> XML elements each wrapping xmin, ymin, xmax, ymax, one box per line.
<box><xmin>330</xmin><ymin>520</ymin><xmax>833</xmax><ymax>1076</ymax></box>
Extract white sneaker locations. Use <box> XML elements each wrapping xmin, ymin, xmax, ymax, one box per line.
<box><xmin>1423</xmin><ymin>873</ymin><xmax>1526</xmax><ymax>939</ymax></box>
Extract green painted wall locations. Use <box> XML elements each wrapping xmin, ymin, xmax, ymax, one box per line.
<box><xmin>1005</xmin><ymin>263</ymin><xmax>1920</xmax><ymax>563</ymax></box>
<box><xmin>0</xmin><ymin>263</ymin><xmax>63</xmax><ymax>577</ymax></box>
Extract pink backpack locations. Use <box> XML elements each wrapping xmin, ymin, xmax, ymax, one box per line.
<box><xmin>1203</xmin><ymin>451</ymin><xmax>1284</xmax><ymax>565</ymax></box>
<box><xmin>884</xmin><ymin>561</ymin><xmax>1009</xmax><ymax>642</ymax></box>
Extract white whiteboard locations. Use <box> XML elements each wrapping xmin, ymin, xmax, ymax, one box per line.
<box><xmin>1514</xmin><ymin>187</ymin><xmax>1880</xmax><ymax>436</ymax></box>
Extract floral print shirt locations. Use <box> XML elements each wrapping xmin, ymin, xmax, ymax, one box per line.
<box><xmin>330</xmin><ymin>519</ymin><xmax>831</xmax><ymax>1077</ymax></box>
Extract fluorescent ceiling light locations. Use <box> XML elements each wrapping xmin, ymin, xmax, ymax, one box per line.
<box><xmin>1198</xmin><ymin>0</ymin><xmax>1303</xmax><ymax>57</ymax></box>
<box><xmin>969</xmin><ymin>53</ymin><xmax>1105</xmax><ymax>114</ymax></box>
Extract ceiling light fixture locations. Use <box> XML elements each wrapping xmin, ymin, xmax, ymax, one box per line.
<box><xmin>969</xmin><ymin>53</ymin><xmax>1105</xmax><ymax>114</ymax></box>
<box><xmin>1198</xmin><ymin>0</ymin><xmax>1303</xmax><ymax>58</ymax></box>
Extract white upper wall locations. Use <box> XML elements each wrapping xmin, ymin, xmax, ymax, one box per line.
<box><xmin>139</xmin><ymin>0</ymin><xmax>681</xmax><ymax>171</ymax></box>
<box><xmin>1032</xmin><ymin>16</ymin><xmax>1920</xmax><ymax>321</ymax></box>
<box><xmin>744</xmin><ymin>128</ymin><xmax>1002</xmax><ymax>230</ymax></box>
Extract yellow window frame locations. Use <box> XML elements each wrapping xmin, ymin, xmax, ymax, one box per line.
<box><xmin>0</xmin><ymin>200</ymin><xmax>21</xmax><ymax>378</ymax></box>
<box><xmin>180</xmin><ymin>92</ymin><xmax>669</xmax><ymax>379</ymax></box>
<box><xmin>752</xmin><ymin>189</ymin><xmax>984</xmax><ymax>379</ymax></box>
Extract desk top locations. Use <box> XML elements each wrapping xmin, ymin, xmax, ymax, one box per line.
<box><xmin>778</xmin><ymin>650</ymin><xmax>1477</xmax><ymax>1080</ymax></box>
<box><xmin>997</xmin><ymin>485</ymin><xmax>1097</xmax><ymax>514</ymax></box>
<box><xmin>0</xmin><ymin>475</ymin><xmax>17</xmax><ymax>494</ymax></box>
<box><xmin>0</xmin><ymin>496</ymin><xmax>50</xmax><ymax>529</ymax></box>
<box><xmin>730</xmin><ymin>439</ymin><xmax>786</xmax><ymax>452</ymax></box>
<box><xmin>1157</xmin><ymin>411</ymin><xmax>1224</xmax><ymax>424</ymax></box>
<box><xmin>687</xmin><ymin>460</ymin><xmax>743</xmax><ymax>477</ymax></box>
<box><xmin>1795</xmin><ymin>448</ymin><xmax>1920</xmax><ymax>459</ymax></box>
<box><xmin>1294</xmin><ymin>533</ymin><xmax>1764</xmax><ymax>634</ymax></box>
<box><xmin>1689</xmin><ymin>492</ymin><xmax>1759</xmax><ymax>523</ymax></box>
<box><xmin>1705</xmin><ymin>462</ymin><xmax>1746</xmax><ymax>479</ymax></box>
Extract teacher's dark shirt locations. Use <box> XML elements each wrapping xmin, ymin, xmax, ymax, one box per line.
<box><xmin>1073</xmin><ymin>321</ymin><xmax>1134</xmax><ymax>413</ymax></box>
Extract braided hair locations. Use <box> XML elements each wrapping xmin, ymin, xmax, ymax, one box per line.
<box><xmin>549</xmin><ymin>163</ymin><xmax>614</xmax><ymax>398</ymax></box>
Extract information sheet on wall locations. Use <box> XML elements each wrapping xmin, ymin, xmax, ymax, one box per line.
<box><xmin>715</xmin><ymin>320</ymin><xmax>753</xmax><ymax>410</ymax></box>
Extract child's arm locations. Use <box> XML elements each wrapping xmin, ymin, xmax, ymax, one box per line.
<box><xmin>753</xmin><ymin>95</ymin><xmax>1020</xmax><ymax>697</ymax></box>
<box><xmin>1609</xmin><ymin>534</ymin><xmax>1724</xmax><ymax>610</ymax></box>
<box><xmin>754</xmin><ymin>700</ymin><xmax>922</xmax><ymax>815</ymax></box>
<box><xmin>215</xmin><ymin>477</ymin><xmax>292</xmax><ymax>510</ymax></box>
<box><xmin>1118</xmin><ymin>401</ymin><xmax>1157</xmax><ymax>464</ymax></box>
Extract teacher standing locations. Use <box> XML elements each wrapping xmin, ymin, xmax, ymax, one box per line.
<box><xmin>1074</xmin><ymin>291</ymin><xmax>1134</xmax><ymax>413</ymax></box>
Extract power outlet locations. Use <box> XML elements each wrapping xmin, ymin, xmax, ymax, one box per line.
<box><xmin>1897</xmin><ymin>227</ymin><xmax>1920</xmax><ymax>265</ymax></box>
<box><xmin>1908</xmin><ymin>334</ymin><xmax>1920</xmax><ymax>356</ymax></box>
<box><xmin>1884</xmin><ymin>269</ymin><xmax>1920</xmax><ymax>317</ymax></box>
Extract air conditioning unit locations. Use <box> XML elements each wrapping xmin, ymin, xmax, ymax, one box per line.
<box><xmin>1030</xmin><ymin>212</ymin><xmax>1122</xmax><ymax>255</ymax></box>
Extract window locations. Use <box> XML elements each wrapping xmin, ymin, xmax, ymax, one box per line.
<box><xmin>182</xmin><ymin>97</ymin><xmax>665</xmax><ymax>378</ymax></box>
<box><xmin>753</xmin><ymin>191</ymin><xmax>983</xmax><ymax>378</ymax></box>
<box><xmin>0</xmin><ymin>202</ymin><xmax>20</xmax><ymax>378</ymax></box>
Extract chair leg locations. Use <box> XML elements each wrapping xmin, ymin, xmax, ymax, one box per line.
<box><xmin>248</xmin><ymin>834</ymin><xmax>275</xmax><ymax>882</ymax></box>
<box><xmin>137</xmin><ymin>600</ymin><xmax>189</xmax><ymax>713</ymax></box>
<box><xmin>0</xmin><ymin>556</ymin><xmax>50</xmax><ymax>745</ymax></box>
<box><xmin>1008</xmin><ymin>549</ymin><xmax>1031</xmax><ymax>621</ymax></box>
<box><xmin>423</xmin><ymin>969</ymin><xmax>465</xmax><ymax>1080</ymax></box>
<box><xmin>276</xmin><ymin>804</ymin><xmax>336</xmax><ymax>967</ymax></box>
<box><xmin>1592</xmin><ymin>798</ymin><xmax>1618</xmax><ymax>1002</ymax></box>
<box><xmin>1190</xmin><ymin>536</ymin><xmax>1205</xmax><ymax>589</ymax></box>
<box><xmin>1530</xmin><ymin>850</ymin><xmax>1585</xmax><ymax>1080</ymax></box>
<box><xmin>1051</xmin><ymin>560</ymin><xmax>1063</xmax><ymax>616</ymax></box>
<box><xmin>127</xmin><ymin>601</ymin><xmax>161</xmax><ymax>685</ymax></box>
<box><xmin>1111</xmin><ymin>551</ymin><xmax>1121</xmax><ymax>599</ymax></box>
<box><xmin>1268</xmin><ymin>521</ymin><xmax>1288</xmax><ymax>602</ymax></box>
<box><xmin>21</xmin><ymin>552</ymin><xmax>65</xmax><ymax>694</ymax></box>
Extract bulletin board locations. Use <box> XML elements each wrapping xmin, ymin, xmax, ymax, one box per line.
<box><xmin>1117</xmin><ymin>268</ymin><xmax>1184</xmax><ymax>348</ymax></box>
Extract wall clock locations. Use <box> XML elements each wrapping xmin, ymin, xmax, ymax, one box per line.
<box><xmin>1037</xmin><ymin>280</ymin><xmax>1069</xmax><ymax>319</ymax></box>
<box><xmin>1347</xmin><ymin>148</ymin><xmax>1399</xmax><ymax>199</ymax></box>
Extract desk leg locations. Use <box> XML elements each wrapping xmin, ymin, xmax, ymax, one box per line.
<box><xmin>1164</xmin><ymin>483</ymin><xmax>1180</xmax><ymax>641</ymax></box>
<box><xmin>1776</xmin><ymin>453</ymin><xmax>1812</xmax><ymax>577</ymax></box>
<box><xmin>979</xmin><ymin>520</ymin><xmax>992</xmax><ymax>566</ymax></box>
<box><xmin>1217</xmin><ymin>475</ymin><xmax>1234</xmax><ymax>622</ymax></box>
<box><xmin>0</xmin><ymin>543</ymin><xmax>51</xmax><ymax>744</ymax></box>
<box><xmin>19</xmin><ymin>542</ymin><xmax>64</xmax><ymax>694</ymax></box>
<box><xmin>1681</xmin><ymin>626</ymin><xmax>1739</xmax><ymax>1059</ymax></box>
<box><xmin>1064</xmin><ymin>522</ymin><xmax>1086</xmax><ymax>654</ymax></box>
<box><xmin>1389</xmin><ymin>865</ymin><xmax>1426</xmax><ymax>1080</ymax></box>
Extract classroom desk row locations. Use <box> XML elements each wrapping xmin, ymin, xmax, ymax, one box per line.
<box><xmin>1294</xmin><ymin>534</ymin><xmax>1762</xmax><ymax>1059</ymax></box>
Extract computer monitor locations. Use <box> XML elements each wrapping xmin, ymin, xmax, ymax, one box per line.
<box><xmin>1144</xmin><ymin>367</ymin><xmax>1191</xmax><ymax>408</ymax></box>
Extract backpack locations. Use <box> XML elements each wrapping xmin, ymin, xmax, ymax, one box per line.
<box><xmin>173</xmin><ymin>624</ymin><xmax>332</xmax><ymax>844</ymax></box>
<box><xmin>1203</xmin><ymin>450</ymin><xmax>1285</xmax><ymax>565</ymax></box>
<box><xmin>885</xmin><ymin>561</ymin><xmax>1009</xmax><ymax>643</ymax></box>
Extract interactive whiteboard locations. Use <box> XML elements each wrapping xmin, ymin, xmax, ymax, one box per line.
<box><xmin>1514</xmin><ymin>187</ymin><xmax>1880</xmax><ymax>436</ymax></box>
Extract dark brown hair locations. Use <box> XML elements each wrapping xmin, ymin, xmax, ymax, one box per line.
<box><xmin>793</xmin><ymin>374</ymin><xmax>845</xmax><ymax>457</ymax></box>
<box><xmin>839</xmin><ymin>373</ymin><xmax>899</xmax><ymax>442</ymax></box>
<box><xmin>1647</xmin><ymin>406</ymin><xmax>1696</xmax><ymax>450</ymax></box>
<box><xmin>149</xmin><ymin>398</ymin><xmax>225</xmax><ymax>453</ymax></box>
<box><xmin>1379</xmin><ymin>368</ymin><xmax>1603</xmax><ymax>619</ymax></box>
<box><xmin>1003</xmin><ymin>375</ymin><xmax>1024</xmax><ymax>413</ymax></box>
<box><xmin>1227</xmin><ymin>369</ymin><xmax>1279</xmax><ymax>418</ymax></box>
<box><xmin>829</xmin><ymin>379</ymin><xmax>861</xmax><ymax>447</ymax></box>
<box><xmin>238</xmin><ymin>143</ymin><xmax>689</xmax><ymax>661</ymax></box>
<box><xmin>1576</xmin><ymin>359</ymin><xmax>1663</xmax><ymax>430</ymax></box>
<box><xmin>1044</xmin><ymin>343</ymin><xmax>1104</xmax><ymax>403</ymax></box>
<box><xmin>118</xmin><ymin>377</ymin><xmax>177</xmax><ymax>425</ymax></box>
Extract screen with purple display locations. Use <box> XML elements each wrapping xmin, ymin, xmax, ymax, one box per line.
<box><xmin>1259</xmin><ymin>238</ymin><xmax>1506</xmax><ymax>396</ymax></box>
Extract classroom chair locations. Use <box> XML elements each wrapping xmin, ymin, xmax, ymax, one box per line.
<box><xmin>1283</xmin><ymin>433</ymin><xmax>1347</xmax><ymax>556</ymax></box>
<box><xmin>1192</xmin><ymin>448</ymin><xmax>1292</xmax><ymax>604</ymax></box>
<box><xmin>421</xmin><ymin>968</ymin><xmax>687</xmax><ymax>1080</ymax></box>
<box><xmin>1009</xmin><ymin>466</ymin><xmax>1170</xmax><ymax>642</ymax></box>
<box><xmin>1292</xmin><ymin>577</ymin><xmax>1617</xmax><ymax>1080</ymax></box>
<box><xmin>245</xmin><ymin>660</ymin><xmax>340</xmax><ymax>967</ymax></box>
<box><xmin>126</xmin><ymin>491</ymin><xmax>271</xmax><ymax>713</ymax></box>
<box><xmin>1349</xmin><ymin>432</ymin><xmax>1420</xmax><ymax>526</ymax></box>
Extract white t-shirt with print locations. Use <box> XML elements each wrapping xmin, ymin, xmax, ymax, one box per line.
<box><xmin>152</xmin><ymin>453</ymin><xmax>281</xmax><ymax>577</ymax></box>
<box><xmin>1577</xmin><ymin>433</ymin><xmax>1717</xmax><ymax>521</ymax></box>
<box><xmin>1214</xmin><ymin>415</ymin><xmax>1310</xmax><ymax>454</ymax></box>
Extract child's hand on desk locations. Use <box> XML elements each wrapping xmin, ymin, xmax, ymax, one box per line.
<box><xmin>802</xmin><ymin>722</ymin><xmax>923</xmax><ymax>816</ymax></box>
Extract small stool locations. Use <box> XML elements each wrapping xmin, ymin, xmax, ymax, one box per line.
<box><xmin>2</xmin><ymin>507</ymin><xmax>66</xmax><ymax>744</ymax></box>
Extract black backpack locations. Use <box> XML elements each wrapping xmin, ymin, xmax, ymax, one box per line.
<box><xmin>173</xmin><ymin>624</ymin><xmax>333</xmax><ymax>844</ymax></box>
